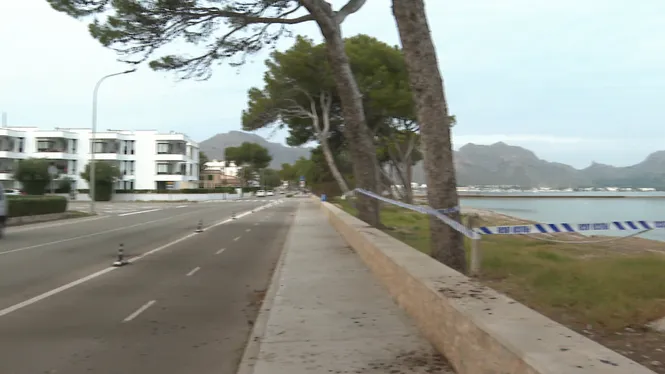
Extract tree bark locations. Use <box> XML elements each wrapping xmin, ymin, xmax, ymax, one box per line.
<box><xmin>320</xmin><ymin>136</ymin><xmax>351</xmax><ymax>194</ymax></box>
<box><xmin>391</xmin><ymin>0</ymin><xmax>467</xmax><ymax>273</ymax></box>
<box><xmin>303</xmin><ymin>1</ymin><xmax>381</xmax><ymax>226</ymax></box>
<box><xmin>316</xmin><ymin>93</ymin><xmax>351</xmax><ymax>195</ymax></box>
<box><xmin>404</xmin><ymin>152</ymin><xmax>414</xmax><ymax>204</ymax></box>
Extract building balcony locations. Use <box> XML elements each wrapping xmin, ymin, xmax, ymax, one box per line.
<box><xmin>154</xmin><ymin>174</ymin><xmax>188</xmax><ymax>182</ymax></box>
<box><xmin>92</xmin><ymin>153</ymin><xmax>121</xmax><ymax>161</ymax></box>
<box><xmin>32</xmin><ymin>151</ymin><xmax>77</xmax><ymax>160</ymax></box>
<box><xmin>155</xmin><ymin>153</ymin><xmax>188</xmax><ymax>162</ymax></box>
<box><xmin>0</xmin><ymin>172</ymin><xmax>12</xmax><ymax>180</ymax></box>
<box><xmin>0</xmin><ymin>151</ymin><xmax>26</xmax><ymax>159</ymax></box>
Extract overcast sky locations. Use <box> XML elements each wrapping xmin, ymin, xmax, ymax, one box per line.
<box><xmin>1</xmin><ymin>1</ymin><xmax>664</xmax><ymax>168</ymax></box>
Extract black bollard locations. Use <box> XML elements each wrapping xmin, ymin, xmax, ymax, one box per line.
<box><xmin>113</xmin><ymin>243</ymin><xmax>128</xmax><ymax>267</ymax></box>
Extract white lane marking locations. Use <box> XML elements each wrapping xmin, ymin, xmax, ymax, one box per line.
<box><xmin>233</xmin><ymin>236</ymin><xmax>241</xmax><ymax>241</ymax></box>
<box><xmin>254</xmin><ymin>223</ymin><xmax>259</xmax><ymax>226</ymax></box>
<box><xmin>0</xmin><ymin>209</ymin><xmax>203</xmax><ymax>256</ymax></box>
<box><xmin>186</xmin><ymin>267</ymin><xmax>201</xmax><ymax>277</ymax></box>
<box><xmin>0</xmin><ymin>267</ymin><xmax>115</xmax><ymax>317</ymax></box>
<box><xmin>176</xmin><ymin>205</ymin><xmax>188</xmax><ymax>208</ymax></box>
<box><xmin>245</xmin><ymin>228</ymin><xmax>251</xmax><ymax>232</ymax></box>
<box><xmin>128</xmin><ymin>233</ymin><xmax>197</xmax><ymax>264</ymax></box>
<box><xmin>6</xmin><ymin>215</ymin><xmax>109</xmax><ymax>233</ymax></box>
<box><xmin>123</xmin><ymin>300</ymin><xmax>157</xmax><ymax>322</ymax></box>
<box><xmin>118</xmin><ymin>208</ymin><xmax>161</xmax><ymax>217</ymax></box>
<box><xmin>216</xmin><ymin>248</ymin><xmax>226</xmax><ymax>255</ymax></box>
<box><xmin>0</xmin><ymin>200</ymin><xmax>277</xmax><ymax>318</ymax></box>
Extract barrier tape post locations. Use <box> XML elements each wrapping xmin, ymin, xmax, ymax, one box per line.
<box><xmin>466</xmin><ymin>214</ymin><xmax>482</xmax><ymax>276</ymax></box>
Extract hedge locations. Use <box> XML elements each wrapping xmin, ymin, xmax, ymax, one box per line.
<box><xmin>7</xmin><ymin>196</ymin><xmax>68</xmax><ymax>218</ymax></box>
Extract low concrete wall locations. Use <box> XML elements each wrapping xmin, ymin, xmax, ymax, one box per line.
<box><xmin>57</xmin><ymin>193</ymin><xmax>243</xmax><ymax>202</ymax></box>
<box><xmin>319</xmin><ymin>201</ymin><xmax>654</xmax><ymax>374</ymax></box>
<box><xmin>7</xmin><ymin>212</ymin><xmax>69</xmax><ymax>226</ymax></box>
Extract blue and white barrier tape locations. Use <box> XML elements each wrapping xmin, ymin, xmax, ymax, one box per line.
<box><xmin>475</xmin><ymin>221</ymin><xmax>665</xmax><ymax>235</ymax></box>
<box><xmin>437</xmin><ymin>206</ymin><xmax>460</xmax><ymax>214</ymax></box>
<box><xmin>353</xmin><ymin>188</ymin><xmax>480</xmax><ymax>239</ymax></box>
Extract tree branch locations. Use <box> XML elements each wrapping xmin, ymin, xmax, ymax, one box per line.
<box><xmin>335</xmin><ymin>0</ymin><xmax>368</xmax><ymax>23</ymax></box>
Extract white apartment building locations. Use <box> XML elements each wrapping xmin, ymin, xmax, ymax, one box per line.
<box><xmin>0</xmin><ymin>127</ymin><xmax>199</xmax><ymax>191</ymax></box>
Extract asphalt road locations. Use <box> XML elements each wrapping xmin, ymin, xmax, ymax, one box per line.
<box><xmin>0</xmin><ymin>197</ymin><xmax>297</xmax><ymax>374</ymax></box>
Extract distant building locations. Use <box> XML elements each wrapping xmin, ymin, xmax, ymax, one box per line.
<box><xmin>200</xmin><ymin>159</ymin><xmax>242</xmax><ymax>187</ymax></box>
<box><xmin>0</xmin><ymin>127</ymin><xmax>200</xmax><ymax>190</ymax></box>
<box><xmin>203</xmin><ymin>159</ymin><xmax>240</xmax><ymax>177</ymax></box>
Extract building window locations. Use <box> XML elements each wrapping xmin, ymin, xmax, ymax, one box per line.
<box><xmin>156</xmin><ymin>163</ymin><xmax>169</xmax><ymax>174</ymax></box>
<box><xmin>157</xmin><ymin>143</ymin><xmax>170</xmax><ymax>154</ymax></box>
<box><xmin>92</xmin><ymin>141</ymin><xmax>105</xmax><ymax>153</ymax></box>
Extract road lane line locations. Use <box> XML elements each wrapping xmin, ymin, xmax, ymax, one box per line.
<box><xmin>118</xmin><ymin>208</ymin><xmax>162</xmax><ymax>217</ymax></box>
<box><xmin>176</xmin><ymin>205</ymin><xmax>188</xmax><ymax>208</ymax></box>
<box><xmin>233</xmin><ymin>236</ymin><xmax>241</xmax><ymax>241</ymax></box>
<box><xmin>1</xmin><ymin>209</ymin><xmax>205</xmax><ymax>256</ymax></box>
<box><xmin>123</xmin><ymin>300</ymin><xmax>157</xmax><ymax>322</ymax></box>
<box><xmin>0</xmin><ymin>200</ymin><xmax>278</xmax><ymax>318</ymax></box>
<box><xmin>186</xmin><ymin>267</ymin><xmax>201</xmax><ymax>277</ymax></box>
<box><xmin>0</xmin><ymin>267</ymin><xmax>115</xmax><ymax>317</ymax></box>
<box><xmin>246</xmin><ymin>228</ymin><xmax>251</xmax><ymax>232</ymax></box>
<box><xmin>254</xmin><ymin>223</ymin><xmax>259</xmax><ymax>226</ymax></box>
<box><xmin>216</xmin><ymin>248</ymin><xmax>226</xmax><ymax>255</ymax></box>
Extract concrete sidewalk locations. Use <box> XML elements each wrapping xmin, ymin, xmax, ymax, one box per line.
<box><xmin>239</xmin><ymin>201</ymin><xmax>454</xmax><ymax>374</ymax></box>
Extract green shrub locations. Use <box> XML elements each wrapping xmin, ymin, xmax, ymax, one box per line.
<box><xmin>95</xmin><ymin>183</ymin><xmax>114</xmax><ymax>201</ymax></box>
<box><xmin>55</xmin><ymin>178</ymin><xmax>73</xmax><ymax>194</ymax></box>
<box><xmin>13</xmin><ymin>158</ymin><xmax>53</xmax><ymax>196</ymax></box>
<box><xmin>80</xmin><ymin>161</ymin><xmax>121</xmax><ymax>201</ymax></box>
<box><xmin>286</xmin><ymin>193</ymin><xmax>294</xmax><ymax>198</ymax></box>
<box><xmin>7</xmin><ymin>196</ymin><xmax>68</xmax><ymax>217</ymax></box>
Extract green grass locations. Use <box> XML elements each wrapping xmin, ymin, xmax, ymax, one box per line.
<box><xmin>333</xmin><ymin>199</ymin><xmax>665</xmax><ymax>331</ymax></box>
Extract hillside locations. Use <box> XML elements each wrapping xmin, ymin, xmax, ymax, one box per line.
<box><xmin>199</xmin><ymin>131</ymin><xmax>311</xmax><ymax>169</ymax></box>
<box><xmin>412</xmin><ymin>142</ymin><xmax>665</xmax><ymax>188</ymax></box>
<box><xmin>201</xmin><ymin>132</ymin><xmax>665</xmax><ymax>188</ymax></box>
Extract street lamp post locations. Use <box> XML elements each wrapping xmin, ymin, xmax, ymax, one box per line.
<box><xmin>89</xmin><ymin>68</ymin><xmax>136</xmax><ymax>214</ymax></box>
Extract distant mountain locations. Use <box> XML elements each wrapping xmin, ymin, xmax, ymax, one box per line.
<box><xmin>199</xmin><ymin>131</ymin><xmax>311</xmax><ymax>169</ymax></box>
<box><xmin>202</xmin><ymin>133</ymin><xmax>665</xmax><ymax>188</ymax></box>
<box><xmin>411</xmin><ymin>142</ymin><xmax>665</xmax><ymax>188</ymax></box>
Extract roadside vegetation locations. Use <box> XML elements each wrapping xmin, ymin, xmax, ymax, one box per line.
<box><xmin>334</xmin><ymin>197</ymin><xmax>665</xmax><ymax>372</ymax></box>
<box><xmin>7</xmin><ymin>195</ymin><xmax>68</xmax><ymax>217</ymax></box>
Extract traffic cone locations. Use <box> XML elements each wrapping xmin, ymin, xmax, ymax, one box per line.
<box><xmin>195</xmin><ymin>219</ymin><xmax>204</xmax><ymax>233</ymax></box>
<box><xmin>232</xmin><ymin>211</ymin><xmax>237</xmax><ymax>220</ymax></box>
<box><xmin>113</xmin><ymin>244</ymin><xmax>128</xmax><ymax>267</ymax></box>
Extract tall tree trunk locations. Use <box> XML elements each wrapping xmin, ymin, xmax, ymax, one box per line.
<box><xmin>320</xmin><ymin>136</ymin><xmax>351</xmax><ymax>194</ymax></box>
<box><xmin>304</xmin><ymin>2</ymin><xmax>381</xmax><ymax>226</ymax></box>
<box><xmin>404</xmin><ymin>154</ymin><xmax>414</xmax><ymax>204</ymax></box>
<box><xmin>392</xmin><ymin>0</ymin><xmax>467</xmax><ymax>273</ymax></box>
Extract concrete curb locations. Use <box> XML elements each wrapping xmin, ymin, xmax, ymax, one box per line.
<box><xmin>235</xmin><ymin>201</ymin><xmax>301</xmax><ymax>374</ymax></box>
<box><xmin>320</xmin><ymin>201</ymin><xmax>655</xmax><ymax>374</ymax></box>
